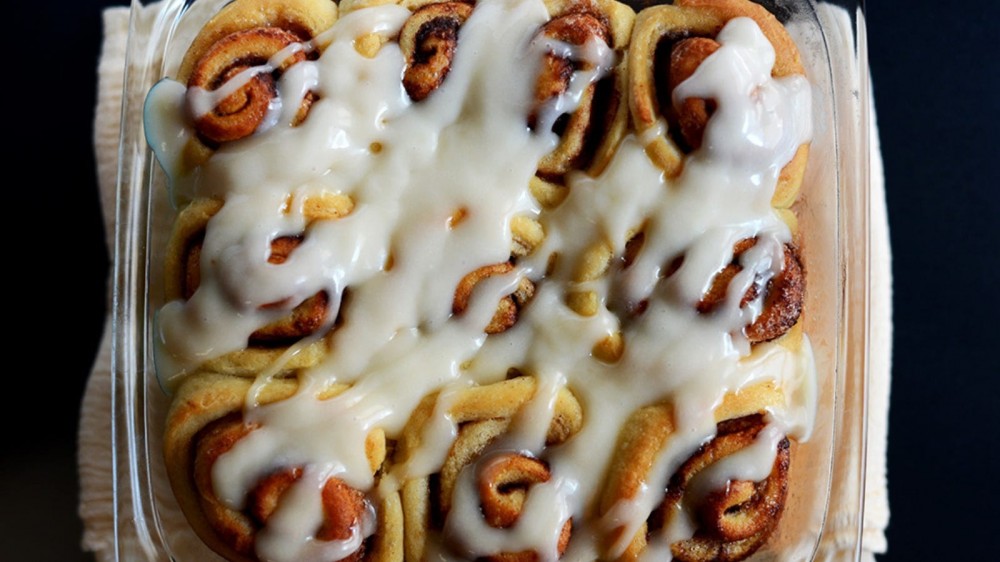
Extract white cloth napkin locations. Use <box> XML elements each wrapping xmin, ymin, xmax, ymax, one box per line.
<box><xmin>80</xmin><ymin>3</ymin><xmax>891</xmax><ymax>560</ymax></box>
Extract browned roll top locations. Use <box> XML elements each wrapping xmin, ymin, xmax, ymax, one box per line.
<box><xmin>178</xmin><ymin>225</ymin><xmax>332</xmax><ymax>346</ymax></box>
<box><xmin>664</xmin><ymin>36</ymin><xmax>720</xmax><ymax>152</ymax></box>
<box><xmin>400</xmin><ymin>1</ymin><xmax>475</xmax><ymax>101</ymax></box>
<box><xmin>616</xmin><ymin>234</ymin><xmax>804</xmax><ymax>344</ymax></box>
<box><xmin>690</xmin><ymin>238</ymin><xmax>804</xmax><ymax>344</ymax></box>
<box><xmin>170</xmin><ymin>0</ymin><xmax>338</xmax><ymax>170</ymax></box>
<box><xmin>192</xmin><ymin>415</ymin><xmax>372</xmax><ymax>562</ymax></box>
<box><xmin>532</xmin><ymin>0</ymin><xmax>634</xmax><ymax>182</ymax></box>
<box><xmin>529</xmin><ymin>12</ymin><xmax>610</xmax><ymax>129</ymax></box>
<box><xmin>431</xmin><ymin>443</ymin><xmax>572</xmax><ymax>562</ymax></box>
<box><xmin>651</xmin><ymin>414</ymin><xmax>790</xmax><ymax>562</ymax></box>
<box><xmin>400</xmin><ymin>376</ymin><xmax>583</xmax><ymax>561</ymax></box>
<box><xmin>474</xmin><ymin>453</ymin><xmax>572</xmax><ymax>562</ymax></box>
<box><xmin>643</xmin><ymin>29</ymin><xmax>727</xmax><ymax>157</ymax></box>
<box><xmin>186</xmin><ymin>26</ymin><xmax>315</xmax><ymax>144</ymax></box>
<box><xmin>163</xmin><ymin>373</ymin><xmax>402</xmax><ymax>562</ymax></box>
<box><xmin>628</xmin><ymin>0</ymin><xmax>809</xmax><ymax>206</ymax></box>
<box><xmin>453</xmin><ymin>261</ymin><xmax>536</xmax><ymax>334</ymax></box>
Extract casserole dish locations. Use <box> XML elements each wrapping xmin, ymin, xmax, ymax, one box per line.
<box><xmin>109</xmin><ymin>0</ymin><xmax>872</xmax><ymax>559</ymax></box>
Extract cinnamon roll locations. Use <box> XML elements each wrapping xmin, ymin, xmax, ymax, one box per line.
<box><xmin>453</xmin><ymin>261</ymin><xmax>536</xmax><ymax>334</ymax></box>
<box><xmin>160</xmin><ymin>195</ymin><xmax>354</xmax><ymax>377</ymax></box>
<box><xmin>399</xmin><ymin>0</ymin><xmax>475</xmax><ymax>100</ymax></box>
<box><xmin>673</xmin><ymin>237</ymin><xmax>804</xmax><ymax>344</ymax></box>
<box><xmin>529</xmin><ymin>0</ymin><xmax>635</xmax><ymax>209</ymax></box>
<box><xmin>450</xmin><ymin>213</ymin><xmax>543</xmax><ymax>334</ymax></box>
<box><xmin>397</xmin><ymin>376</ymin><xmax>583</xmax><ymax>561</ymax></box>
<box><xmin>175</xmin><ymin>0</ymin><xmax>339</xmax><ymax>167</ymax></box>
<box><xmin>661</xmin><ymin>414</ymin><xmax>789</xmax><ymax>562</ymax></box>
<box><xmin>627</xmin><ymin>0</ymin><xmax>809</xmax><ymax>208</ymax></box>
<box><xmin>599</xmin><ymin>382</ymin><xmax>790</xmax><ymax>562</ymax></box>
<box><xmin>163</xmin><ymin>373</ymin><xmax>403</xmax><ymax>562</ymax></box>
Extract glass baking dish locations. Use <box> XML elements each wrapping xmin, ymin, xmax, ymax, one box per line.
<box><xmin>109</xmin><ymin>0</ymin><xmax>871</xmax><ymax>560</ymax></box>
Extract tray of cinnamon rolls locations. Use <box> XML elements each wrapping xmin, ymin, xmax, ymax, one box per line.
<box><xmin>112</xmin><ymin>0</ymin><xmax>872</xmax><ymax>560</ymax></box>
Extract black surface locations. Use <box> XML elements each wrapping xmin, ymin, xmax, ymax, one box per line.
<box><xmin>5</xmin><ymin>0</ymin><xmax>997</xmax><ymax>560</ymax></box>
<box><xmin>866</xmin><ymin>1</ymin><xmax>1000</xmax><ymax>559</ymax></box>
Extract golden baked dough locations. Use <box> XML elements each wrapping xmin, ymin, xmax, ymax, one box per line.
<box><xmin>160</xmin><ymin>195</ymin><xmax>360</xmax><ymax>378</ymax></box>
<box><xmin>627</xmin><ymin>0</ymin><xmax>809</xmax><ymax>207</ymax></box>
<box><xmin>396</xmin><ymin>375</ymin><xmax>583</xmax><ymax>561</ymax></box>
<box><xmin>175</xmin><ymin>0</ymin><xmax>338</xmax><ymax>169</ymax></box>
<box><xmin>533</xmin><ymin>0</ymin><xmax>635</xmax><ymax>179</ymax></box>
<box><xmin>163</xmin><ymin>373</ymin><xmax>403</xmax><ymax>562</ymax></box>
<box><xmin>599</xmin><ymin>382</ymin><xmax>788</xmax><ymax>561</ymax></box>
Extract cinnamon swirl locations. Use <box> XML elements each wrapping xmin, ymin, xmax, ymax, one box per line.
<box><xmin>158</xmin><ymin>193</ymin><xmax>356</xmax><ymax>379</ymax></box>
<box><xmin>163</xmin><ymin>373</ymin><xmax>403</xmax><ymax>562</ymax></box>
<box><xmin>399</xmin><ymin>0</ymin><xmax>476</xmax><ymax>101</ymax></box>
<box><xmin>598</xmin><ymin>382</ymin><xmax>794</xmax><ymax>561</ymax></box>
<box><xmin>529</xmin><ymin>0</ymin><xmax>635</xmax><ymax>209</ymax></box>
<box><xmin>627</xmin><ymin>0</ymin><xmax>810</xmax><ymax>208</ymax></box>
<box><xmin>175</xmin><ymin>0</ymin><xmax>338</xmax><ymax>169</ymax></box>
<box><xmin>395</xmin><ymin>375</ymin><xmax>583</xmax><ymax>561</ymax></box>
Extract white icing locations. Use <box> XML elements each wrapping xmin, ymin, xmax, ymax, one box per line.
<box><xmin>147</xmin><ymin>1</ymin><xmax>817</xmax><ymax>560</ymax></box>
<box><xmin>688</xmin><ymin>423</ymin><xmax>784</xmax><ymax>502</ymax></box>
<box><xmin>643</xmin><ymin>422</ymin><xmax>785</xmax><ymax>559</ymax></box>
<box><xmin>673</xmin><ymin>17</ymin><xmax>813</xmax><ymax>181</ymax></box>
<box><xmin>254</xmin><ymin>466</ymin><xmax>378</xmax><ymax>562</ymax></box>
<box><xmin>144</xmin><ymin>78</ymin><xmax>192</xmax><ymax>188</ymax></box>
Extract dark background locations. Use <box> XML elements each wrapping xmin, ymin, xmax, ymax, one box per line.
<box><xmin>4</xmin><ymin>0</ymin><xmax>997</xmax><ymax>560</ymax></box>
